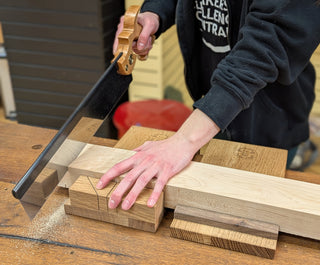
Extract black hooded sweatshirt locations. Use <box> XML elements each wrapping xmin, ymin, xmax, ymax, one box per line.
<box><xmin>141</xmin><ymin>0</ymin><xmax>320</xmax><ymax>150</ymax></box>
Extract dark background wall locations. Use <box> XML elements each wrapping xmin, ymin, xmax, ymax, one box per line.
<box><xmin>0</xmin><ymin>0</ymin><xmax>124</xmax><ymax>128</ymax></box>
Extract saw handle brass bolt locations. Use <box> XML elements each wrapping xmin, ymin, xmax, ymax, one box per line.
<box><xmin>112</xmin><ymin>5</ymin><xmax>154</xmax><ymax>75</ymax></box>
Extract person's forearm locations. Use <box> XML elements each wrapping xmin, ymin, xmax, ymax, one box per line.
<box><xmin>171</xmin><ymin>108</ymin><xmax>220</xmax><ymax>154</ymax></box>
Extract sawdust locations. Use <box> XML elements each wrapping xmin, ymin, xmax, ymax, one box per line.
<box><xmin>10</xmin><ymin>199</ymin><xmax>69</xmax><ymax>263</ymax></box>
<box><xmin>24</xmin><ymin>198</ymin><xmax>68</xmax><ymax>246</ymax></box>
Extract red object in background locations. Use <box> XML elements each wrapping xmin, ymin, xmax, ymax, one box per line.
<box><xmin>113</xmin><ymin>99</ymin><xmax>192</xmax><ymax>138</ymax></box>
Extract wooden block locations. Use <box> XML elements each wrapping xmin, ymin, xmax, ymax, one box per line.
<box><xmin>107</xmin><ymin>183</ymin><xmax>164</xmax><ymax>224</ymax></box>
<box><xmin>174</xmin><ymin>205</ymin><xmax>279</xmax><ymax>240</ymax></box>
<box><xmin>58</xmin><ymin>171</ymin><xmax>78</xmax><ymax>188</ymax></box>
<box><xmin>67</xmin><ymin>145</ymin><xmax>320</xmax><ymax>240</ymax></box>
<box><xmin>115</xmin><ymin>126</ymin><xmax>174</xmax><ymax>150</ymax></box>
<box><xmin>116</xmin><ymin>126</ymin><xmax>287</xmax><ymax>178</ymax></box>
<box><xmin>47</xmin><ymin>139</ymin><xmax>87</xmax><ymax>179</ymax></box>
<box><xmin>0</xmin><ymin>22</ymin><xmax>3</xmax><ymax>44</ymax></box>
<box><xmin>170</xmin><ymin>218</ymin><xmax>278</xmax><ymax>259</ymax></box>
<box><xmin>21</xmin><ymin>168</ymin><xmax>58</xmax><ymax>206</ymax></box>
<box><xmin>69</xmin><ymin>175</ymin><xmax>115</xmax><ymax>211</ymax></box>
<box><xmin>201</xmin><ymin>139</ymin><xmax>287</xmax><ymax>177</ymax></box>
<box><xmin>64</xmin><ymin>199</ymin><xmax>160</xmax><ymax>232</ymax></box>
<box><xmin>66</xmin><ymin>175</ymin><xmax>164</xmax><ymax>232</ymax></box>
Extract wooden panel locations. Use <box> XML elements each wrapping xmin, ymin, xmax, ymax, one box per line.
<box><xmin>2</xmin><ymin>22</ymin><xmax>101</xmax><ymax>43</ymax></box>
<box><xmin>15</xmin><ymin>101</ymin><xmax>74</xmax><ymax>118</ymax></box>
<box><xmin>173</xmin><ymin>205</ymin><xmax>279</xmax><ymax>240</ymax></box>
<box><xmin>16</xmin><ymin>112</ymin><xmax>67</xmax><ymax>129</ymax></box>
<box><xmin>14</xmin><ymin>88</ymin><xmax>83</xmax><ymax>106</ymax></box>
<box><xmin>0</xmin><ymin>0</ymin><xmax>99</xmax><ymax>13</ymax></box>
<box><xmin>12</xmin><ymin>76</ymin><xmax>91</xmax><ymax>95</ymax></box>
<box><xmin>115</xmin><ymin>126</ymin><xmax>174</xmax><ymax>150</ymax></box>
<box><xmin>7</xmin><ymin>50</ymin><xmax>103</xmax><ymax>71</ymax></box>
<box><xmin>170</xmin><ymin>218</ymin><xmax>277</xmax><ymax>259</ymax></box>
<box><xmin>10</xmin><ymin>63</ymin><xmax>101</xmax><ymax>83</ymax></box>
<box><xmin>201</xmin><ymin>139</ymin><xmax>287</xmax><ymax>177</ymax></box>
<box><xmin>67</xmin><ymin>144</ymin><xmax>320</xmax><ymax>240</ymax></box>
<box><xmin>0</xmin><ymin>8</ymin><xmax>99</xmax><ymax>28</ymax></box>
<box><xmin>5</xmin><ymin>37</ymin><xmax>103</xmax><ymax>57</ymax></box>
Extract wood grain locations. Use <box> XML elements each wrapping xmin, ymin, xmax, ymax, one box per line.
<box><xmin>114</xmin><ymin>126</ymin><xmax>174</xmax><ymax>150</ymax></box>
<box><xmin>170</xmin><ymin>218</ymin><xmax>277</xmax><ymax>259</ymax></box>
<box><xmin>69</xmin><ymin>176</ymin><xmax>115</xmax><ymax>211</ymax></box>
<box><xmin>2</xmin><ymin>121</ymin><xmax>320</xmax><ymax>264</ymax></box>
<box><xmin>66</xmin><ymin>175</ymin><xmax>164</xmax><ymax>232</ymax></box>
<box><xmin>0</xmin><ymin>22</ymin><xmax>3</xmax><ymax>44</ymax></box>
<box><xmin>201</xmin><ymin>139</ymin><xmax>287</xmax><ymax>177</ymax></box>
<box><xmin>173</xmin><ymin>205</ymin><xmax>279</xmax><ymax>240</ymax></box>
<box><xmin>68</xmin><ymin>145</ymin><xmax>320</xmax><ymax>240</ymax></box>
<box><xmin>0</xmin><ymin>122</ymin><xmax>56</xmax><ymax>183</ymax></box>
<box><xmin>21</xmin><ymin>168</ymin><xmax>58</xmax><ymax>206</ymax></box>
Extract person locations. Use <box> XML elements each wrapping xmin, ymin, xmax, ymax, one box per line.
<box><xmin>96</xmin><ymin>0</ymin><xmax>320</xmax><ymax>210</ymax></box>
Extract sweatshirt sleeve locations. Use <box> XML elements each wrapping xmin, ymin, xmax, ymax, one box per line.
<box><xmin>141</xmin><ymin>0</ymin><xmax>178</xmax><ymax>35</ymax></box>
<box><xmin>194</xmin><ymin>0</ymin><xmax>320</xmax><ymax>130</ymax></box>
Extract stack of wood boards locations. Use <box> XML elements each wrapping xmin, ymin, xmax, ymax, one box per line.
<box><xmin>65</xmin><ymin>175</ymin><xmax>164</xmax><ymax>232</ymax></box>
<box><xmin>64</xmin><ymin>126</ymin><xmax>320</xmax><ymax>241</ymax></box>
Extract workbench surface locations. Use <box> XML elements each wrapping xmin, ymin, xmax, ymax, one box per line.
<box><xmin>1</xmin><ymin>122</ymin><xmax>320</xmax><ymax>264</ymax></box>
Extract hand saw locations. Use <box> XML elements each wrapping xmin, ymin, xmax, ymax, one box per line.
<box><xmin>12</xmin><ymin>5</ymin><xmax>146</xmax><ymax>218</ymax></box>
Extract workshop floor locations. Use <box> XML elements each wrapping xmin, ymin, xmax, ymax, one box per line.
<box><xmin>1</xmin><ymin>99</ymin><xmax>320</xmax><ymax>174</ymax></box>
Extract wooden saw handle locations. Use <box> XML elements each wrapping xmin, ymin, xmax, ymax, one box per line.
<box><xmin>113</xmin><ymin>5</ymin><xmax>154</xmax><ymax>75</ymax></box>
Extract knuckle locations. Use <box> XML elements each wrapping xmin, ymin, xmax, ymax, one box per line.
<box><xmin>122</xmin><ymin>174</ymin><xmax>136</xmax><ymax>185</ymax></box>
<box><xmin>136</xmin><ymin>174</ymin><xmax>150</xmax><ymax>186</ymax></box>
<box><xmin>156</xmin><ymin>178</ymin><xmax>167</xmax><ymax>188</ymax></box>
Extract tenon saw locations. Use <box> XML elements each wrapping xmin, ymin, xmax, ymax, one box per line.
<box><xmin>12</xmin><ymin>5</ymin><xmax>146</xmax><ymax>217</ymax></box>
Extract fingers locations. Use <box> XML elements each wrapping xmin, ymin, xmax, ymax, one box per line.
<box><xmin>113</xmin><ymin>12</ymin><xmax>159</xmax><ymax>57</ymax></box>
<box><xmin>111</xmin><ymin>167</ymin><xmax>158</xmax><ymax>210</ymax></box>
<box><xmin>113</xmin><ymin>16</ymin><xmax>124</xmax><ymax>54</ymax></box>
<box><xmin>147</xmin><ymin>176</ymin><xmax>167</xmax><ymax>208</ymax></box>
<box><xmin>109</xmin><ymin>162</ymin><xmax>171</xmax><ymax>211</ymax></box>
<box><xmin>133</xmin><ymin>12</ymin><xmax>159</xmax><ymax>55</ymax></box>
<box><xmin>96</xmin><ymin>156</ymin><xmax>134</xmax><ymax>189</ymax></box>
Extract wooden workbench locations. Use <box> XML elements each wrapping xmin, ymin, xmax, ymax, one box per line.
<box><xmin>1</xmin><ymin>121</ymin><xmax>320</xmax><ymax>264</ymax></box>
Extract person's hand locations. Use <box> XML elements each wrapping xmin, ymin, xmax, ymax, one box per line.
<box><xmin>96</xmin><ymin>109</ymin><xmax>220</xmax><ymax>210</ymax></box>
<box><xmin>96</xmin><ymin>133</ymin><xmax>196</xmax><ymax>210</ymax></box>
<box><xmin>113</xmin><ymin>12</ymin><xmax>160</xmax><ymax>58</ymax></box>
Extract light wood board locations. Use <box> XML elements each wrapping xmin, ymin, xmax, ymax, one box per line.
<box><xmin>116</xmin><ymin>126</ymin><xmax>287</xmax><ymax>177</ymax></box>
<box><xmin>68</xmin><ymin>144</ymin><xmax>320</xmax><ymax>240</ymax></box>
